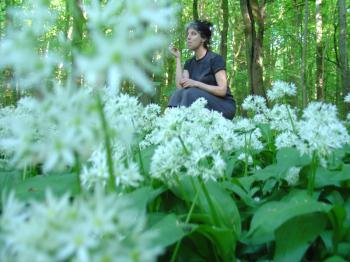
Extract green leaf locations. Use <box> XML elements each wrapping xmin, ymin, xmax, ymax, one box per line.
<box><xmin>148</xmin><ymin>213</ymin><xmax>191</xmax><ymax>248</ymax></box>
<box><xmin>195</xmin><ymin>225</ymin><xmax>237</xmax><ymax>262</ymax></box>
<box><xmin>13</xmin><ymin>173</ymin><xmax>80</xmax><ymax>201</ymax></box>
<box><xmin>137</xmin><ymin>144</ymin><xmax>156</xmax><ymax>175</ymax></box>
<box><xmin>276</xmin><ymin>147</ymin><xmax>311</xmax><ymax>167</ymax></box>
<box><xmin>324</xmin><ymin>256</ymin><xmax>348</xmax><ymax>262</ymax></box>
<box><xmin>244</xmin><ymin>190</ymin><xmax>331</xmax><ymax>245</ymax></box>
<box><xmin>274</xmin><ymin>213</ymin><xmax>327</xmax><ymax>262</ymax></box>
<box><xmin>120</xmin><ymin>186</ymin><xmax>165</xmax><ymax>211</ymax></box>
<box><xmin>171</xmin><ymin>177</ymin><xmax>241</xmax><ymax>234</ymax></box>
<box><xmin>0</xmin><ymin>169</ymin><xmax>22</xmax><ymax>195</ymax></box>
<box><xmin>315</xmin><ymin>165</ymin><xmax>350</xmax><ymax>188</ymax></box>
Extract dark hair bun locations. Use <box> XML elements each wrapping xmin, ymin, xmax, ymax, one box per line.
<box><xmin>186</xmin><ymin>20</ymin><xmax>213</xmax><ymax>48</ymax></box>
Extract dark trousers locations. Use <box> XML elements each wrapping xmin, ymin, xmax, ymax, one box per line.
<box><xmin>168</xmin><ymin>87</ymin><xmax>236</xmax><ymax>120</ymax></box>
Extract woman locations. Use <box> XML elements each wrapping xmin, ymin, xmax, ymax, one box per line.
<box><xmin>168</xmin><ymin>20</ymin><xmax>236</xmax><ymax>119</ymax></box>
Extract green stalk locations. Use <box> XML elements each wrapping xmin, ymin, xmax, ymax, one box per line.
<box><xmin>307</xmin><ymin>152</ymin><xmax>318</xmax><ymax>195</ymax></box>
<box><xmin>170</xmin><ymin>184</ymin><xmax>200</xmax><ymax>262</ymax></box>
<box><xmin>285</xmin><ymin>104</ymin><xmax>298</xmax><ymax>135</ymax></box>
<box><xmin>96</xmin><ymin>92</ymin><xmax>116</xmax><ymax>192</ymax></box>
<box><xmin>198</xmin><ymin>177</ymin><xmax>222</xmax><ymax>227</ymax></box>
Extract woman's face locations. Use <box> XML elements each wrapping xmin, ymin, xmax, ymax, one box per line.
<box><xmin>186</xmin><ymin>28</ymin><xmax>205</xmax><ymax>50</ymax></box>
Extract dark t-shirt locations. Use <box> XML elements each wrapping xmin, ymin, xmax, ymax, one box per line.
<box><xmin>184</xmin><ymin>50</ymin><xmax>233</xmax><ymax>98</ymax></box>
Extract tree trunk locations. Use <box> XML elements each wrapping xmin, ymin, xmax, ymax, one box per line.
<box><xmin>66</xmin><ymin>0</ymin><xmax>86</xmax><ymax>85</ymax></box>
<box><xmin>240</xmin><ymin>0</ymin><xmax>266</xmax><ymax>98</ymax></box>
<box><xmin>220</xmin><ymin>0</ymin><xmax>229</xmax><ymax>62</ymax></box>
<box><xmin>301</xmin><ymin>0</ymin><xmax>309</xmax><ymax>108</ymax></box>
<box><xmin>338</xmin><ymin>0</ymin><xmax>350</xmax><ymax>104</ymax></box>
<box><xmin>193</xmin><ymin>0</ymin><xmax>199</xmax><ymax>20</ymax></box>
<box><xmin>315</xmin><ymin>0</ymin><xmax>324</xmax><ymax>100</ymax></box>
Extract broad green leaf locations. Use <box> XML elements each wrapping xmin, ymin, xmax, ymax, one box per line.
<box><xmin>148</xmin><ymin>213</ymin><xmax>191</xmax><ymax>247</ymax></box>
<box><xmin>120</xmin><ymin>186</ymin><xmax>165</xmax><ymax>211</ymax></box>
<box><xmin>171</xmin><ymin>176</ymin><xmax>241</xmax><ymax>234</ymax></box>
<box><xmin>274</xmin><ymin>213</ymin><xmax>327</xmax><ymax>262</ymax></box>
<box><xmin>276</xmin><ymin>147</ymin><xmax>311</xmax><ymax>166</ymax></box>
<box><xmin>324</xmin><ymin>256</ymin><xmax>347</xmax><ymax>262</ymax></box>
<box><xmin>315</xmin><ymin>165</ymin><xmax>350</xmax><ymax>188</ymax></box>
<box><xmin>244</xmin><ymin>190</ymin><xmax>331</xmax><ymax>244</ymax></box>
<box><xmin>0</xmin><ymin>169</ymin><xmax>22</xmax><ymax>195</ymax></box>
<box><xmin>195</xmin><ymin>225</ymin><xmax>237</xmax><ymax>262</ymax></box>
<box><xmin>137</xmin><ymin>144</ymin><xmax>156</xmax><ymax>176</ymax></box>
<box><xmin>13</xmin><ymin>173</ymin><xmax>80</xmax><ymax>201</ymax></box>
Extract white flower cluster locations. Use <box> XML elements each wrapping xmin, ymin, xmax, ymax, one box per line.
<box><xmin>276</xmin><ymin>102</ymin><xmax>350</xmax><ymax>157</ymax></box>
<box><xmin>268</xmin><ymin>104</ymin><xmax>298</xmax><ymax>132</ymax></box>
<box><xmin>0</xmin><ymin>0</ymin><xmax>65</xmax><ymax>89</ymax></box>
<box><xmin>344</xmin><ymin>93</ymin><xmax>350</xmax><ymax>122</ymax></box>
<box><xmin>78</xmin><ymin>0</ymin><xmax>176</xmax><ymax>92</ymax></box>
<box><xmin>0</xmin><ymin>87</ymin><xmax>101</xmax><ymax>171</ymax></box>
<box><xmin>267</xmin><ymin>81</ymin><xmax>296</xmax><ymax>101</ymax></box>
<box><xmin>0</xmin><ymin>190</ymin><xmax>163</xmax><ymax>262</ymax></box>
<box><xmin>0</xmin><ymin>90</ymin><xmax>155</xmax><ymax>173</ymax></box>
<box><xmin>142</xmin><ymin>99</ymin><xmax>261</xmax><ymax>183</ymax></box>
<box><xmin>284</xmin><ymin>166</ymin><xmax>301</xmax><ymax>186</ymax></box>
<box><xmin>81</xmin><ymin>143</ymin><xmax>143</xmax><ymax>190</ymax></box>
<box><xmin>231</xmin><ymin>118</ymin><xmax>264</xmax><ymax>151</ymax></box>
<box><xmin>344</xmin><ymin>93</ymin><xmax>350</xmax><ymax>103</ymax></box>
<box><xmin>104</xmin><ymin>93</ymin><xmax>161</xmax><ymax>144</ymax></box>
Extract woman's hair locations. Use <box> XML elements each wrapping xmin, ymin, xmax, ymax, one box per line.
<box><xmin>185</xmin><ymin>20</ymin><xmax>213</xmax><ymax>49</ymax></box>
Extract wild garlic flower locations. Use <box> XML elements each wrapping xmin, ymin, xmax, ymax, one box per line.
<box><xmin>0</xmin><ymin>190</ymin><xmax>163</xmax><ymax>262</ymax></box>
<box><xmin>146</xmin><ymin>99</ymin><xmax>238</xmax><ymax>183</ymax></box>
<box><xmin>242</xmin><ymin>95</ymin><xmax>269</xmax><ymax>115</ymax></box>
<box><xmin>81</xmin><ymin>143</ymin><xmax>143</xmax><ymax>190</ymax></box>
<box><xmin>0</xmin><ymin>87</ymin><xmax>103</xmax><ymax>171</ymax></box>
<box><xmin>344</xmin><ymin>93</ymin><xmax>350</xmax><ymax>103</ymax></box>
<box><xmin>0</xmin><ymin>0</ymin><xmax>65</xmax><ymax>90</ymax></box>
<box><xmin>232</xmin><ymin>118</ymin><xmax>264</xmax><ymax>151</ymax></box>
<box><xmin>276</xmin><ymin>102</ymin><xmax>350</xmax><ymax>158</ymax></box>
<box><xmin>238</xmin><ymin>153</ymin><xmax>253</xmax><ymax>165</ymax></box>
<box><xmin>284</xmin><ymin>166</ymin><xmax>301</xmax><ymax>186</ymax></box>
<box><xmin>268</xmin><ymin>104</ymin><xmax>298</xmax><ymax>132</ymax></box>
<box><xmin>78</xmin><ymin>0</ymin><xmax>176</xmax><ymax>93</ymax></box>
<box><xmin>267</xmin><ymin>81</ymin><xmax>296</xmax><ymax>101</ymax></box>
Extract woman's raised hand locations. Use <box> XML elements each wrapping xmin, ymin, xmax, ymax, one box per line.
<box><xmin>168</xmin><ymin>44</ymin><xmax>180</xmax><ymax>58</ymax></box>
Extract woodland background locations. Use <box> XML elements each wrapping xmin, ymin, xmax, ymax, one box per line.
<box><xmin>1</xmin><ymin>0</ymin><xmax>350</xmax><ymax>115</ymax></box>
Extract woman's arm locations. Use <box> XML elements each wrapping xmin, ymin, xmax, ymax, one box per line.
<box><xmin>180</xmin><ymin>69</ymin><xmax>228</xmax><ymax>97</ymax></box>
<box><xmin>169</xmin><ymin>45</ymin><xmax>188</xmax><ymax>88</ymax></box>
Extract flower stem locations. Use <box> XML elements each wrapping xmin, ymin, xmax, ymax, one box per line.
<box><xmin>170</xmin><ymin>184</ymin><xmax>200</xmax><ymax>262</ymax></box>
<box><xmin>96</xmin><ymin>92</ymin><xmax>116</xmax><ymax>192</ymax></box>
<box><xmin>307</xmin><ymin>152</ymin><xmax>318</xmax><ymax>195</ymax></box>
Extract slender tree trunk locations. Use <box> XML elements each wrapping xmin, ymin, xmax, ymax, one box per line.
<box><xmin>193</xmin><ymin>0</ymin><xmax>199</xmax><ymax>20</ymax></box>
<box><xmin>66</xmin><ymin>0</ymin><xmax>86</xmax><ymax>85</ymax></box>
<box><xmin>301</xmin><ymin>0</ymin><xmax>309</xmax><ymax>108</ymax></box>
<box><xmin>315</xmin><ymin>0</ymin><xmax>324</xmax><ymax>100</ymax></box>
<box><xmin>338</xmin><ymin>0</ymin><xmax>350</xmax><ymax>104</ymax></box>
<box><xmin>220</xmin><ymin>0</ymin><xmax>229</xmax><ymax>61</ymax></box>
<box><xmin>240</xmin><ymin>0</ymin><xmax>266</xmax><ymax>98</ymax></box>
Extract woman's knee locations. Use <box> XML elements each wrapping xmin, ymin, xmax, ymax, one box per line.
<box><xmin>181</xmin><ymin>87</ymin><xmax>202</xmax><ymax>105</ymax></box>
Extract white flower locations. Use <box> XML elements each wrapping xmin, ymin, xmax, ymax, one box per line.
<box><xmin>275</xmin><ymin>102</ymin><xmax>350</xmax><ymax>158</ymax></box>
<box><xmin>0</xmin><ymin>0</ymin><xmax>65</xmax><ymax>90</ymax></box>
<box><xmin>238</xmin><ymin>153</ymin><xmax>253</xmax><ymax>165</ymax></box>
<box><xmin>0</xmin><ymin>87</ymin><xmax>102</xmax><ymax>171</ymax></box>
<box><xmin>0</xmin><ymin>190</ymin><xmax>163</xmax><ymax>262</ymax></box>
<box><xmin>146</xmin><ymin>100</ymin><xmax>237</xmax><ymax>183</ymax></box>
<box><xmin>77</xmin><ymin>0</ymin><xmax>176</xmax><ymax>93</ymax></box>
<box><xmin>242</xmin><ymin>95</ymin><xmax>269</xmax><ymax>114</ymax></box>
<box><xmin>269</xmin><ymin>104</ymin><xmax>298</xmax><ymax>132</ymax></box>
<box><xmin>81</xmin><ymin>143</ymin><xmax>143</xmax><ymax>190</ymax></box>
<box><xmin>344</xmin><ymin>93</ymin><xmax>350</xmax><ymax>103</ymax></box>
<box><xmin>284</xmin><ymin>166</ymin><xmax>301</xmax><ymax>186</ymax></box>
<box><xmin>267</xmin><ymin>81</ymin><xmax>296</xmax><ymax>101</ymax></box>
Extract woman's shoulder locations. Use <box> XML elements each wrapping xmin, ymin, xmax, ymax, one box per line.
<box><xmin>207</xmin><ymin>50</ymin><xmax>223</xmax><ymax>59</ymax></box>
